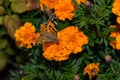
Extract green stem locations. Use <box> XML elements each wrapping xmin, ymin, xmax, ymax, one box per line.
<box><xmin>110</xmin><ymin>64</ymin><xmax>115</xmax><ymax>73</ymax></box>
<box><xmin>97</xmin><ymin>75</ymin><xmax>102</xmax><ymax>80</ymax></box>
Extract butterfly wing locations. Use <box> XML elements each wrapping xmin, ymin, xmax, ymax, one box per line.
<box><xmin>40</xmin><ymin>19</ymin><xmax>58</xmax><ymax>44</ymax></box>
<box><xmin>40</xmin><ymin>31</ymin><xmax>58</xmax><ymax>43</ymax></box>
<box><xmin>35</xmin><ymin>14</ymin><xmax>58</xmax><ymax>45</ymax></box>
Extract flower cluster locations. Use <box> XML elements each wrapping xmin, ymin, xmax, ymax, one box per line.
<box><xmin>39</xmin><ymin>0</ymin><xmax>86</xmax><ymax>21</ymax></box>
<box><xmin>109</xmin><ymin>25</ymin><xmax>120</xmax><ymax>50</ymax></box>
<box><xmin>84</xmin><ymin>63</ymin><xmax>100</xmax><ymax>80</ymax></box>
<box><xmin>112</xmin><ymin>0</ymin><xmax>120</xmax><ymax>24</ymax></box>
<box><xmin>43</xmin><ymin>26</ymin><xmax>88</xmax><ymax>61</ymax></box>
<box><xmin>14</xmin><ymin>22</ymin><xmax>40</xmax><ymax>49</ymax></box>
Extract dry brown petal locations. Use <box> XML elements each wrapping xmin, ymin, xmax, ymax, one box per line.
<box><xmin>0</xmin><ymin>6</ymin><xmax>5</xmax><ymax>16</ymax></box>
<box><xmin>3</xmin><ymin>14</ymin><xmax>21</xmax><ymax>39</ymax></box>
<box><xmin>26</xmin><ymin>0</ymin><xmax>39</xmax><ymax>11</ymax></box>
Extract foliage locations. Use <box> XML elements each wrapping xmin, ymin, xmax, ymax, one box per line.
<box><xmin>0</xmin><ymin>0</ymin><xmax>120</xmax><ymax>80</ymax></box>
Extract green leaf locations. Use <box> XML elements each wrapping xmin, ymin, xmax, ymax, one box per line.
<box><xmin>57</xmin><ymin>20</ymin><xmax>70</xmax><ymax>30</ymax></box>
<box><xmin>0</xmin><ymin>16</ymin><xmax>3</xmax><ymax>25</ymax></box>
<box><xmin>0</xmin><ymin>27</ymin><xmax>7</xmax><ymax>36</ymax></box>
<box><xmin>4</xmin><ymin>46</ymin><xmax>15</xmax><ymax>55</ymax></box>
<box><xmin>104</xmin><ymin>38</ymin><xmax>108</xmax><ymax>47</ymax></box>
<box><xmin>10</xmin><ymin>0</ymin><xmax>27</xmax><ymax>13</ymax></box>
<box><xmin>53</xmin><ymin>70</ymin><xmax>61</xmax><ymax>80</ymax></box>
<box><xmin>45</xmin><ymin>70</ymin><xmax>54</xmax><ymax>80</ymax></box>
<box><xmin>0</xmin><ymin>0</ymin><xmax>3</xmax><ymax>5</ymax></box>
<box><xmin>39</xmin><ymin>64</ymin><xmax>48</xmax><ymax>70</ymax></box>
<box><xmin>0</xmin><ymin>39</ymin><xmax>8</xmax><ymax>50</ymax></box>
<box><xmin>9</xmin><ymin>70</ymin><xmax>17</xmax><ymax>76</ymax></box>
<box><xmin>0</xmin><ymin>52</ymin><xmax>7</xmax><ymax>71</ymax></box>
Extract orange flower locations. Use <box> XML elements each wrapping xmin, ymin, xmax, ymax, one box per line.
<box><xmin>58</xmin><ymin>26</ymin><xmax>88</xmax><ymax>54</ymax></box>
<box><xmin>54</xmin><ymin>0</ymin><xmax>76</xmax><ymax>21</ymax></box>
<box><xmin>84</xmin><ymin>63</ymin><xmax>100</xmax><ymax>80</ymax></box>
<box><xmin>43</xmin><ymin>26</ymin><xmax>88</xmax><ymax>61</ymax></box>
<box><xmin>39</xmin><ymin>0</ymin><xmax>58</xmax><ymax>9</ymax></box>
<box><xmin>112</xmin><ymin>0</ymin><xmax>120</xmax><ymax>24</ymax></box>
<box><xmin>42</xmin><ymin>42</ymin><xmax>56</xmax><ymax>51</ymax></box>
<box><xmin>117</xmin><ymin>16</ymin><xmax>120</xmax><ymax>23</ymax></box>
<box><xmin>14</xmin><ymin>22</ymin><xmax>40</xmax><ymax>49</ymax></box>
<box><xmin>43</xmin><ymin>43</ymin><xmax>72</xmax><ymax>61</ymax></box>
<box><xmin>39</xmin><ymin>0</ymin><xmax>87</xmax><ymax>21</ymax></box>
<box><xmin>109</xmin><ymin>25</ymin><xmax>120</xmax><ymax>50</ymax></box>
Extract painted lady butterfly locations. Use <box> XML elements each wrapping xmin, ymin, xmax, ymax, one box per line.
<box><xmin>35</xmin><ymin>14</ymin><xmax>58</xmax><ymax>45</ymax></box>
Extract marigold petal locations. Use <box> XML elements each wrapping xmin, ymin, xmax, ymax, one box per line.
<box><xmin>109</xmin><ymin>25</ymin><xmax>120</xmax><ymax>50</ymax></box>
<box><xmin>112</xmin><ymin>0</ymin><xmax>120</xmax><ymax>24</ymax></box>
<box><xmin>14</xmin><ymin>22</ymin><xmax>39</xmax><ymax>49</ymax></box>
<box><xmin>73</xmin><ymin>46</ymin><xmax>82</xmax><ymax>54</ymax></box>
<box><xmin>117</xmin><ymin>16</ymin><xmax>120</xmax><ymax>24</ymax></box>
<box><xmin>39</xmin><ymin>0</ymin><xmax>58</xmax><ymax>9</ymax></box>
<box><xmin>54</xmin><ymin>0</ymin><xmax>76</xmax><ymax>21</ymax></box>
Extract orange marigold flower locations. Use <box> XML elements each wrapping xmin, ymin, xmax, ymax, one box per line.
<box><xmin>54</xmin><ymin>0</ymin><xmax>76</xmax><ymax>21</ymax></box>
<box><xmin>14</xmin><ymin>22</ymin><xmax>40</xmax><ymax>49</ymax></box>
<box><xmin>58</xmin><ymin>26</ymin><xmax>88</xmax><ymax>54</ymax></box>
<box><xmin>109</xmin><ymin>25</ymin><xmax>120</xmax><ymax>50</ymax></box>
<box><xmin>43</xmin><ymin>26</ymin><xmax>88</xmax><ymax>61</ymax></box>
<box><xmin>84</xmin><ymin>63</ymin><xmax>100</xmax><ymax>80</ymax></box>
<box><xmin>39</xmin><ymin>0</ymin><xmax>58</xmax><ymax>9</ymax></box>
<box><xmin>112</xmin><ymin>0</ymin><xmax>120</xmax><ymax>24</ymax></box>
<box><xmin>43</xmin><ymin>43</ymin><xmax>72</xmax><ymax>61</ymax></box>
<box><xmin>39</xmin><ymin>0</ymin><xmax>87</xmax><ymax>21</ymax></box>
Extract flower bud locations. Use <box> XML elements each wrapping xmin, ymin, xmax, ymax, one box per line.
<box><xmin>73</xmin><ymin>75</ymin><xmax>80</xmax><ymax>80</ymax></box>
<box><xmin>45</xmin><ymin>8</ymin><xmax>53</xmax><ymax>17</ymax></box>
<box><xmin>19</xmin><ymin>70</ymin><xmax>24</xmax><ymax>75</ymax></box>
<box><xmin>26</xmin><ymin>0</ymin><xmax>39</xmax><ymax>11</ymax></box>
<box><xmin>105</xmin><ymin>55</ymin><xmax>112</xmax><ymax>63</ymax></box>
<box><xmin>85</xmin><ymin>1</ymin><xmax>91</xmax><ymax>8</ymax></box>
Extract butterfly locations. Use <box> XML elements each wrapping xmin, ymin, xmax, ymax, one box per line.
<box><xmin>35</xmin><ymin>14</ymin><xmax>58</xmax><ymax>45</ymax></box>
